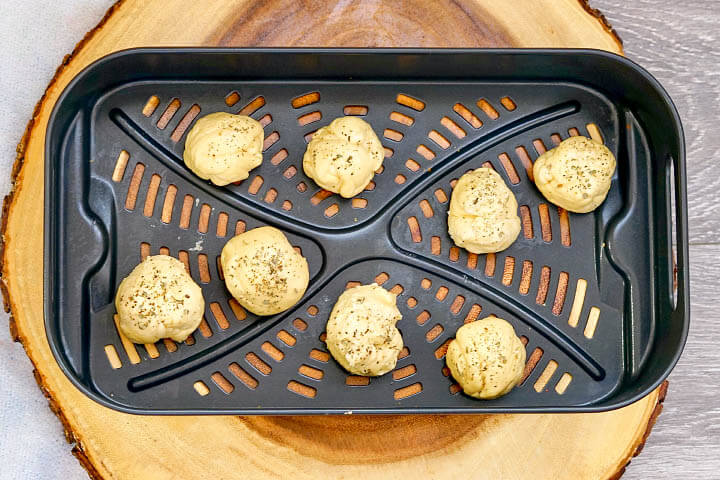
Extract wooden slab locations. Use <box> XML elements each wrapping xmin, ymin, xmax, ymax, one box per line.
<box><xmin>1</xmin><ymin>1</ymin><xmax>669</xmax><ymax>479</ymax></box>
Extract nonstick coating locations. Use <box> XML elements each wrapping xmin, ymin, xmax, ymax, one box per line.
<box><xmin>44</xmin><ymin>49</ymin><xmax>689</xmax><ymax>414</ymax></box>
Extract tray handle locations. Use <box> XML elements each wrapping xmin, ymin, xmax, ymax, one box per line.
<box><xmin>668</xmin><ymin>151</ymin><xmax>688</xmax><ymax>315</ymax></box>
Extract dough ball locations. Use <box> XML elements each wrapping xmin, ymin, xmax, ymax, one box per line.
<box><xmin>448</xmin><ymin>168</ymin><xmax>521</xmax><ymax>254</ymax></box>
<box><xmin>533</xmin><ymin>136</ymin><xmax>616</xmax><ymax>213</ymax></box>
<box><xmin>446</xmin><ymin>316</ymin><xmax>526</xmax><ymax>400</ymax></box>
<box><xmin>183</xmin><ymin>112</ymin><xmax>263</xmax><ymax>186</ymax></box>
<box><xmin>220</xmin><ymin>226</ymin><xmax>309</xmax><ymax>316</ymax></box>
<box><xmin>303</xmin><ymin>116</ymin><xmax>384</xmax><ymax>198</ymax></box>
<box><xmin>115</xmin><ymin>255</ymin><xmax>204</xmax><ymax>344</ymax></box>
<box><xmin>326</xmin><ymin>283</ymin><xmax>403</xmax><ymax>376</ymax></box>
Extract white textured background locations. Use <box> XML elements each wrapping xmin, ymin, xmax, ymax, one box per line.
<box><xmin>1</xmin><ymin>1</ymin><xmax>719</xmax><ymax>479</ymax></box>
<box><xmin>0</xmin><ymin>4</ymin><xmax>121</xmax><ymax>479</ymax></box>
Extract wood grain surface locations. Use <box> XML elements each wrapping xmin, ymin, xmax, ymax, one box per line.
<box><xmin>0</xmin><ymin>0</ymin><xmax>718</xmax><ymax>479</ymax></box>
<box><xmin>592</xmin><ymin>1</ymin><xmax>720</xmax><ymax>478</ymax></box>
<box><xmin>0</xmin><ymin>1</ymin><xmax>651</xmax><ymax>477</ymax></box>
<box><xmin>626</xmin><ymin>245</ymin><xmax>720</xmax><ymax>477</ymax></box>
<box><xmin>595</xmin><ymin>0</ymin><xmax>720</xmax><ymax>244</ymax></box>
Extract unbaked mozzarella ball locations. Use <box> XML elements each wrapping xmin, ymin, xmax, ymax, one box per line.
<box><xmin>303</xmin><ymin>116</ymin><xmax>384</xmax><ymax>198</ymax></box>
<box><xmin>446</xmin><ymin>316</ymin><xmax>526</xmax><ymax>400</ymax></box>
<box><xmin>533</xmin><ymin>136</ymin><xmax>616</xmax><ymax>213</ymax></box>
<box><xmin>183</xmin><ymin>112</ymin><xmax>263</xmax><ymax>186</ymax></box>
<box><xmin>220</xmin><ymin>226</ymin><xmax>309</xmax><ymax>316</ymax></box>
<box><xmin>115</xmin><ymin>255</ymin><xmax>204</xmax><ymax>344</ymax></box>
<box><xmin>325</xmin><ymin>283</ymin><xmax>403</xmax><ymax>376</ymax></box>
<box><xmin>448</xmin><ymin>168</ymin><xmax>521</xmax><ymax>254</ymax></box>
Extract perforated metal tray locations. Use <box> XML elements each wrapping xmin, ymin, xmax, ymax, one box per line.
<box><xmin>44</xmin><ymin>48</ymin><xmax>689</xmax><ymax>414</ymax></box>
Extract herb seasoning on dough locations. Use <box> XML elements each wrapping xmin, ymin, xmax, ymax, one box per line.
<box><xmin>448</xmin><ymin>168</ymin><xmax>521</xmax><ymax>254</ymax></box>
<box><xmin>303</xmin><ymin>116</ymin><xmax>384</xmax><ymax>198</ymax></box>
<box><xmin>533</xmin><ymin>135</ymin><xmax>616</xmax><ymax>213</ymax></box>
<box><xmin>446</xmin><ymin>316</ymin><xmax>526</xmax><ymax>400</ymax></box>
<box><xmin>183</xmin><ymin>112</ymin><xmax>264</xmax><ymax>186</ymax></box>
<box><xmin>325</xmin><ymin>283</ymin><xmax>404</xmax><ymax>376</ymax></box>
<box><xmin>115</xmin><ymin>255</ymin><xmax>205</xmax><ymax>344</ymax></box>
<box><xmin>220</xmin><ymin>226</ymin><xmax>309</xmax><ymax>316</ymax></box>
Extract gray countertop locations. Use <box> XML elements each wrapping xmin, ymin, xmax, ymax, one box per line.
<box><xmin>1</xmin><ymin>1</ymin><xmax>718</xmax><ymax>478</ymax></box>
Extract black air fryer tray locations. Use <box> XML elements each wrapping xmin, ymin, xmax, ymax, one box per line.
<box><xmin>45</xmin><ymin>49</ymin><xmax>689</xmax><ymax>414</ymax></box>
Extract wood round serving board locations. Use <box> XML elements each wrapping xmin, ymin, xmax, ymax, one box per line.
<box><xmin>1</xmin><ymin>1</ymin><xmax>667</xmax><ymax>479</ymax></box>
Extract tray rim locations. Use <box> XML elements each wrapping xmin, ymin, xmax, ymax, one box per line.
<box><xmin>44</xmin><ymin>47</ymin><xmax>689</xmax><ymax>415</ymax></box>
